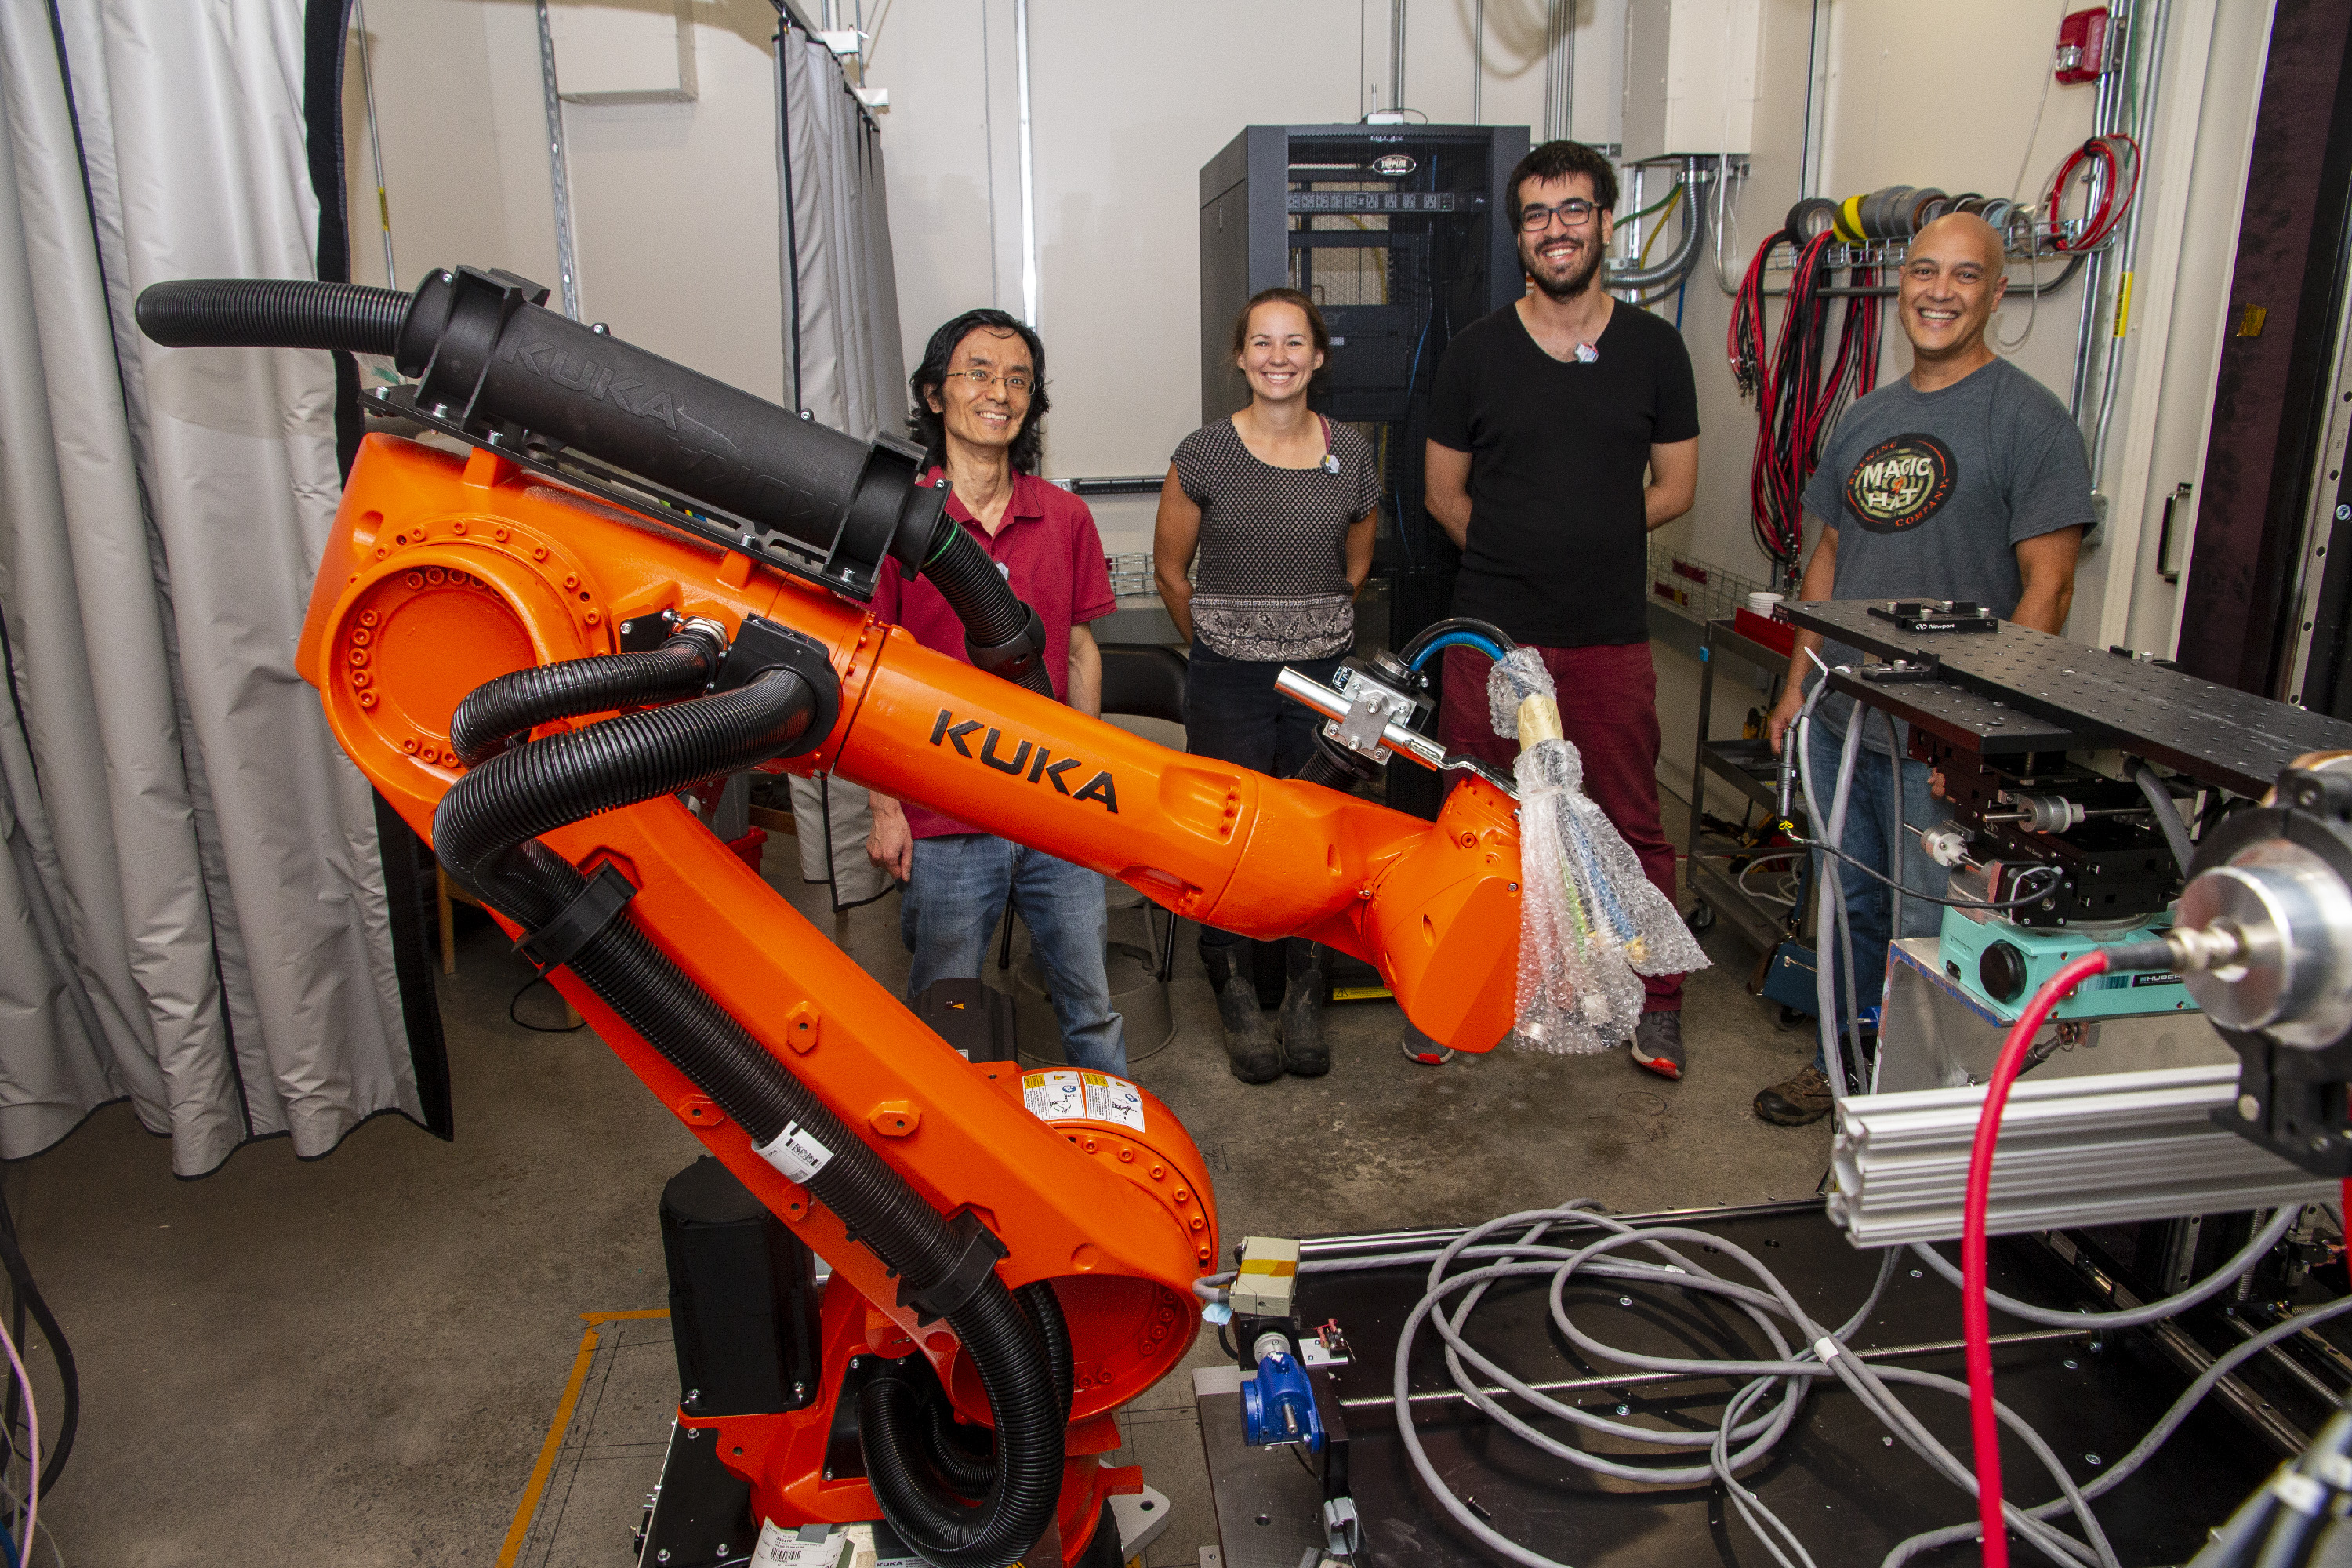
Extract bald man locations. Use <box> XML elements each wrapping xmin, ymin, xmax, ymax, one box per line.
<box><xmin>1753</xmin><ymin>213</ymin><xmax>2092</xmax><ymax>1127</ymax></box>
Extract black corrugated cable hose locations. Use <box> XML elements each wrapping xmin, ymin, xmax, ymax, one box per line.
<box><xmin>137</xmin><ymin>274</ymin><xmax>1060</xmax><ymax>705</ymax></box>
<box><xmin>921</xmin><ymin>522</ymin><xmax>1058</xmax><ymax>699</ymax></box>
<box><xmin>448</xmin><ymin>626</ymin><xmax>728</xmax><ymax>766</ymax></box>
<box><xmin>134</xmin><ymin>278</ymin><xmax>410</xmax><ymax>356</ymax></box>
<box><xmin>432</xmin><ymin>670</ymin><xmax>1064</xmax><ymax>1567</ymax></box>
<box><xmin>1021</xmin><ymin>1279</ymin><xmax>1075</xmax><ymax>1421</ymax></box>
<box><xmin>922</xmin><ymin>1397</ymin><xmax>1000</xmax><ymax>1495</ymax></box>
<box><xmin>1290</xmin><ymin>739</ymin><xmax>1383</xmax><ymax>792</ymax></box>
<box><xmin>913</xmin><ymin>1279</ymin><xmax>1073</xmax><ymax>1497</ymax></box>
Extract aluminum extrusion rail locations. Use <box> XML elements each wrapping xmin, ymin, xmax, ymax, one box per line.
<box><xmin>1830</xmin><ymin>1065</ymin><xmax>2338</xmax><ymax>1247</ymax></box>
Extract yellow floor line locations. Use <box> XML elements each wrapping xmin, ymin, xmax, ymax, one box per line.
<box><xmin>498</xmin><ymin>1308</ymin><xmax>673</xmax><ymax>1567</ymax></box>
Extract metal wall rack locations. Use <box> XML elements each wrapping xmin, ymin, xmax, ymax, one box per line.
<box><xmin>1768</xmin><ymin>237</ymin><xmax>2091</xmax><ymax>273</ymax></box>
<box><xmin>1765</xmin><ymin>227</ymin><xmax>2101</xmax><ymax>298</ymax></box>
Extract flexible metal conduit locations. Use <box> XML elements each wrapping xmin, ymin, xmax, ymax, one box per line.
<box><xmin>1606</xmin><ymin>162</ymin><xmax>1712</xmax><ymax>293</ymax></box>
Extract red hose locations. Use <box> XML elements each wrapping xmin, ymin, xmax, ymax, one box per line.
<box><xmin>2042</xmin><ymin>135</ymin><xmax>2142</xmax><ymax>253</ymax></box>
<box><xmin>1962</xmin><ymin>949</ymin><xmax>2111</xmax><ymax>1567</ymax></box>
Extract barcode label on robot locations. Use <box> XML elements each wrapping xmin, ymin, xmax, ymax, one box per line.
<box><xmin>1022</xmin><ymin>1070</ymin><xmax>1146</xmax><ymax>1132</ymax></box>
<box><xmin>751</xmin><ymin>1519</ymin><xmax>849</xmax><ymax>1566</ymax></box>
<box><xmin>754</xmin><ymin>1120</ymin><xmax>833</xmax><ymax>1183</ymax></box>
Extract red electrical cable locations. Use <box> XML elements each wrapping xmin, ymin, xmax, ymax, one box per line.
<box><xmin>1962</xmin><ymin>949</ymin><xmax>2112</xmax><ymax>1568</ymax></box>
<box><xmin>1730</xmin><ymin>225</ymin><xmax>1885</xmax><ymax>586</ymax></box>
<box><xmin>2042</xmin><ymin>135</ymin><xmax>2142</xmax><ymax>252</ymax></box>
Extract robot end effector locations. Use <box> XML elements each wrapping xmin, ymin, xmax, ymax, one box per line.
<box><xmin>2128</xmin><ymin>757</ymin><xmax>2352</xmax><ymax>1174</ymax></box>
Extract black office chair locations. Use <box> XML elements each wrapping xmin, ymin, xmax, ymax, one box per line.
<box><xmin>1097</xmin><ymin>641</ymin><xmax>1188</xmax><ymax>730</ymax></box>
<box><xmin>996</xmin><ymin>642</ymin><xmax>1189</xmax><ymax>985</ymax></box>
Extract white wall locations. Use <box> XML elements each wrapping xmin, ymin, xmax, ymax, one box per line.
<box><xmin>343</xmin><ymin>1</ymin><xmax>793</xmax><ymax>402</ymax></box>
<box><xmin>342</xmin><ymin>0</ymin><xmax>2267</xmax><ymax>645</ymax></box>
<box><xmin>873</xmin><ymin>0</ymin><xmax>1612</xmax><ymax>550</ymax></box>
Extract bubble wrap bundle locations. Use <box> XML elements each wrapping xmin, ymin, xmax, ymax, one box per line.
<box><xmin>1490</xmin><ymin>650</ymin><xmax>1710</xmax><ymax>1053</ymax></box>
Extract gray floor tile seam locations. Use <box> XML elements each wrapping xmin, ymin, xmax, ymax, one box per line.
<box><xmin>530</xmin><ymin>1328</ymin><xmax>637</xmax><ymax>1555</ymax></box>
<box><xmin>1116</xmin><ymin>1406</ymin><xmax>1201</xmax><ymax>1428</ymax></box>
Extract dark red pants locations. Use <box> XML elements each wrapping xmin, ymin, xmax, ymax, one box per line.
<box><xmin>1439</xmin><ymin>641</ymin><xmax>1682</xmax><ymax>1012</ymax></box>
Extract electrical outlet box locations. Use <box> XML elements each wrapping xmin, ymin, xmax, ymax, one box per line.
<box><xmin>1621</xmin><ymin>0</ymin><xmax>1762</xmax><ymax>159</ymax></box>
<box><xmin>1231</xmin><ymin>1236</ymin><xmax>1300</xmax><ymax>1317</ymax></box>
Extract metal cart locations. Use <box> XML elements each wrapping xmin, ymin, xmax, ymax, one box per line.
<box><xmin>1683</xmin><ymin>616</ymin><xmax>1809</xmax><ymax>955</ymax></box>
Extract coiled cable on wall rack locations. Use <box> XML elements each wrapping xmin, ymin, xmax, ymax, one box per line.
<box><xmin>1729</xmin><ymin>228</ymin><xmax>1883</xmax><ymax>586</ymax></box>
<box><xmin>2041</xmin><ymin>134</ymin><xmax>2142</xmax><ymax>252</ymax></box>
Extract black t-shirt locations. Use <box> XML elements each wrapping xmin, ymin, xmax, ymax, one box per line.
<box><xmin>1427</xmin><ymin>303</ymin><xmax>1700</xmax><ymax>646</ymax></box>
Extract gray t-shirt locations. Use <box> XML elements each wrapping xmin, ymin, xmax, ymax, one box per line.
<box><xmin>1800</xmin><ymin>356</ymin><xmax>2095</xmax><ymax>747</ymax></box>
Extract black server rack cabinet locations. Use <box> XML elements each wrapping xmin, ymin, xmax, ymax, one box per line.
<box><xmin>1199</xmin><ymin>123</ymin><xmax>1527</xmax><ymax>644</ymax></box>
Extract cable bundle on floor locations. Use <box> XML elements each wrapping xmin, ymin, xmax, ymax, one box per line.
<box><xmin>1183</xmin><ymin>1200</ymin><xmax>2352</xmax><ymax>1568</ymax></box>
<box><xmin>1729</xmin><ymin>230</ymin><xmax>1883</xmax><ymax>587</ymax></box>
<box><xmin>0</xmin><ymin>1185</ymin><xmax>67</xmax><ymax>1568</ymax></box>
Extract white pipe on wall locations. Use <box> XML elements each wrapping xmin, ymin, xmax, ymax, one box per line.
<box><xmin>1472</xmin><ymin>0</ymin><xmax>1484</xmax><ymax>123</ymax></box>
<box><xmin>1390</xmin><ymin>0</ymin><xmax>1406</xmax><ymax>112</ymax></box>
<box><xmin>1014</xmin><ymin>0</ymin><xmax>1038</xmax><ymax>326</ymax></box>
<box><xmin>1542</xmin><ymin>0</ymin><xmax>1573</xmax><ymax>141</ymax></box>
<box><xmin>981</xmin><ymin>0</ymin><xmax>1000</xmax><ymax>309</ymax></box>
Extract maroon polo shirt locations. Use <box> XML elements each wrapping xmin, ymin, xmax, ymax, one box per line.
<box><xmin>871</xmin><ymin>467</ymin><xmax>1116</xmax><ymax>839</ymax></box>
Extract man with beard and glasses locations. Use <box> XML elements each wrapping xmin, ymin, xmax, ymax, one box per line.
<box><xmin>1421</xmin><ymin>138</ymin><xmax>1700</xmax><ymax>1080</ymax></box>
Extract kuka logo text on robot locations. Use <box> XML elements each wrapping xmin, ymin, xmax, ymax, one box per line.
<box><xmin>928</xmin><ymin>708</ymin><xmax>1120</xmax><ymax>813</ymax></box>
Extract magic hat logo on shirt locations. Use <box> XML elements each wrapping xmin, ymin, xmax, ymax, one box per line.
<box><xmin>1846</xmin><ymin>433</ymin><xmax>1958</xmax><ymax>533</ymax></box>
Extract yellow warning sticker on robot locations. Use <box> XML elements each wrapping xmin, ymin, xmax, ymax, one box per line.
<box><xmin>1022</xmin><ymin>1070</ymin><xmax>1145</xmax><ymax>1132</ymax></box>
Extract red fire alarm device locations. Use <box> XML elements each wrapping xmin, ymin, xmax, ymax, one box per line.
<box><xmin>2055</xmin><ymin>8</ymin><xmax>2109</xmax><ymax>84</ymax></box>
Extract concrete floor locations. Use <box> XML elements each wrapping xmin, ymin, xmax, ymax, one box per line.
<box><xmin>24</xmin><ymin>788</ymin><xmax>1831</xmax><ymax>1566</ymax></box>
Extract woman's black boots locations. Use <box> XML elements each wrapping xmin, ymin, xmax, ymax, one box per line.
<box><xmin>1205</xmin><ymin>948</ymin><xmax>1281</xmax><ymax>1083</ymax></box>
<box><xmin>1278</xmin><ymin>939</ymin><xmax>1329</xmax><ymax>1076</ymax></box>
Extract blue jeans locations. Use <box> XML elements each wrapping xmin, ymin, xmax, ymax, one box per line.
<box><xmin>902</xmin><ymin>833</ymin><xmax>1127</xmax><ymax>1075</ymax></box>
<box><xmin>1807</xmin><ymin>718</ymin><xmax>1946</xmax><ymax>1071</ymax></box>
<box><xmin>1183</xmin><ymin>639</ymin><xmax>1346</xmax><ymax>962</ymax></box>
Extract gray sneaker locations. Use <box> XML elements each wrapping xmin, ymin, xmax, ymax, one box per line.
<box><xmin>1400</xmin><ymin>1023</ymin><xmax>1455</xmax><ymax>1065</ymax></box>
<box><xmin>1629</xmin><ymin>1011</ymin><xmax>1685</xmax><ymax>1080</ymax></box>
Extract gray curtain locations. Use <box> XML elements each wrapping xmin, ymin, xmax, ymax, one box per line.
<box><xmin>782</xmin><ymin>32</ymin><xmax>906</xmax><ymax>441</ymax></box>
<box><xmin>779</xmin><ymin>26</ymin><xmax>905</xmax><ymax>911</ymax></box>
<box><xmin>0</xmin><ymin>0</ymin><xmax>427</xmax><ymax>1175</ymax></box>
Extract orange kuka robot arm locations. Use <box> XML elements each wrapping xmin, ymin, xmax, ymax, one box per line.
<box><xmin>146</xmin><ymin>267</ymin><xmax>1523</xmax><ymax>1568</ymax></box>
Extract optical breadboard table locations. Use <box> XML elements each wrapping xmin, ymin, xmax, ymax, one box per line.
<box><xmin>1195</xmin><ymin>1203</ymin><xmax>2328</xmax><ymax>1567</ymax></box>
<box><xmin>1780</xmin><ymin>601</ymin><xmax>2352</xmax><ymax>797</ymax></box>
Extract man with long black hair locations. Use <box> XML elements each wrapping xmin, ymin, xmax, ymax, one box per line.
<box><xmin>1423</xmin><ymin>139</ymin><xmax>1701</xmax><ymax>1080</ymax></box>
<box><xmin>865</xmin><ymin>310</ymin><xmax>1126</xmax><ymax>1075</ymax></box>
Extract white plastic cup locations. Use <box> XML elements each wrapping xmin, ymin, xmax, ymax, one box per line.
<box><xmin>1747</xmin><ymin>591</ymin><xmax>1784</xmax><ymax>618</ymax></box>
